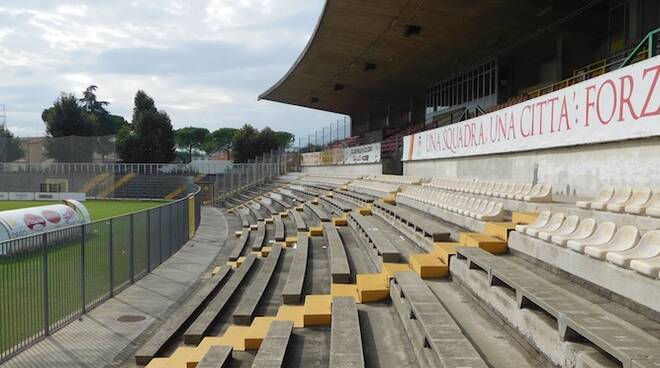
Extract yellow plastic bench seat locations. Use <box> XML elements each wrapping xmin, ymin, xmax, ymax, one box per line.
<box><xmin>432</xmin><ymin>242</ymin><xmax>458</xmax><ymax>265</ymax></box>
<box><xmin>276</xmin><ymin>305</ymin><xmax>305</xmax><ymax>328</ymax></box>
<box><xmin>331</xmin><ymin>283</ymin><xmax>360</xmax><ymax>303</ymax></box>
<box><xmin>409</xmin><ymin>253</ymin><xmax>448</xmax><ymax>278</ymax></box>
<box><xmin>485</xmin><ymin>222</ymin><xmax>517</xmax><ymax>241</ymax></box>
<box><xmin>356</xmin><ymin>274</ymin><xmax>389</xmax><ymax>303</ymax></box>
<box><xmin>303</xmin><ymin>295</ymin><xmax>332</xmax><ymax>326</ymax></box>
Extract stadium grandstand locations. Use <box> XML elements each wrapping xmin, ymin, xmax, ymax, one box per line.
<box><xmin>1</xmin><ymin>1</ymin><xmax>660</xmax><ymax>368</ymax></box>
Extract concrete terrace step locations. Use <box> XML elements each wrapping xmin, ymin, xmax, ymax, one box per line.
<box><xmin>251</xmin><ymin>320</ymin><xmax>294</xmax><ymax>368</ymax></box>
<box><xmin>252</xmin><ymin>221</ymin><xmax>266</xmax><ymax>251</ymax></box>
<box><xmin>326</xmin><ymin>224</ymin><xmax>351</xmax><ymax>284</ymax></box>
<box><xmin>348</xmin><ymin>211</ymin><xmax>401</xmax><ymax>265</ymax></box>
<box><xmin>391</xmin><ymin>272</ymin><xmax>488</xmax><ymax>368</ymax></box>
<box><xmin>373</xmin><ymin>201</ymin><xmax>453</xmax><ymax>249</ymax></box>
<box><xmin>454</xmin><ymin>247</ymin><xmax>660</xmax><ymax>368</ymax></box>
<box><xmin>288</xmin><ymin>209</ymin><xmax>308</xmax><ymax>231</ymax></box>
<box><xmin>237</xmin><ymin>210</ymin><xmax>250</xmax><ymax>228</ymax></box>
<box><xmin>282</xmin><ymin>233</ymin><xmax>309</xmax><ymax>304</ymax></box>
<box><xmin>320</xmin><ymin>195</ymin><xmax>354</xmax><ymax>213</ymax></box>
<box><xmin>233</xmin><ymin>245</ymin><xmax>283</xmax><ymax>325</ymax></box>
<box><xmin>197</xmin><ymin>345</ymin><xmax>232</xmax><ymax>368</ymax></box>
<box><xmin>330</xmin><ymin>297</ymin><xmax>365</xmax><ymax>368</ymax></box>
<box><xmin>134</xmin><ymin>266</ymin><xmax>232</xmax><ymax>365</ymax></box>
<box><xmin>229</xmin><ymin>229</ymin><xmax>250</xmax><ymax>261</ymax></box>
<box><xmin>183</xmin><ymin>255</ymin><xmax>258</xmax><ymax>345</ymax></box>
<box><xmin>305</xmin><ymin>202</ymin><xmax>331</xmax><ymax>222</ymax></box>
<box><xmin>274</xmin><ymin>214</ymin><xmax>285</xmax><ymax>242</ymax></box>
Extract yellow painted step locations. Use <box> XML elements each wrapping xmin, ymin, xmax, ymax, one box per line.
<box><xmin>409</xmin><ymin>253</ymin><xmax>448</xmax><ymax>278</ymax></box>
<box><xmin>432</xmin><ymin>242</ymin><xmax>459</xmax><ymax>265</ymax></box>
<box><xmin>250</xmin><ymin>224</ymin><xmax>258</xmax><ymax>231</ymax></box>
<box><xmin>187</xmin><ymin>326</ymin><xmax>250</xmax><ymax>366</ymax></box>
<box><xmin>303</xmin><ymin>295</ymin><xmax>332</xmax><ymax>326</ymax></box>
<box><xmin>276</xmin><ymin>305</ymin><xmax>304</xmax><ymax>328</ymax></box>
<box><xmin>295</xmin><ymin>205</ymin><xmax>304</xmax><ymax>212</ymax></box>
<box><xmin>381</xmin><ymin>263</ymin><xmax>412</xmax><ymax>280</ymax></box>
<box><xmin>265</xmin><ymin>217</ymin><xmax>274</xmax><ymax>224</ymax></box>
<box><xmin>285</xmin><ymin>236</ymin><xmax>298</xmax><ymax>247</ymax></box>
<box><xmin>485</xmin><ymin>222</ymin><xmax>517</xmax><ymax>241</ymax></box>
<box><xmin>326</xmin><ymin>191</ymin><xmax>333</xmax><ymax>197</ymax></box>
<box><xmin>244</xmin><ymin>317</ymin><xmax>276</xmax><ymax>350</ymax></box>
<box><xmin>234</xmin><ymin>231</ymin><xmax>242</xmax><ymax>238</ymax></box>
<box><xmin>356</xmin><ymin>274</ymin><xmax>389</xmax><ymax>303</ymax></box>
<box><xmin>280</xmin><ymin>212</ymin><xmax>289</xmax><ymax>218</ymax></box>
<box><xmin>145</xmin><ymin>346</ymin><xmax>196</xmax><ymax>368</ymax></box>
<box><xmin>311</xmin><ymin>198</ymin><xmax>319</xmax><ymax>204</ymax></box>
<box><xmin>512</xmin><ymin>212</ymin><xmax>539</xmax><ymax>225</ymax></box>
<box><xmin>309</xmin><ymin>225</ymin><xmax>323</xmax><ymax>237</ymax></box>
<box><xmin>332</xmin><ymin>214</ymin><xmax>348</xmax><ymax>226</ymax></box>
<box><xmin>331</xmin><ymin>283</ymin><xmax>360</xmax><ymax>303</ymax></box>
<box><xmin>459</xmin><ymin>232</ymin><xmax>508</xmax><ymax>254</ymax></box>
<box><xmin>340</xmin><ymin>185</ymin><xmax>348</xmax><ymax>191</ymax></box>
<box><xmin>382</xmin><ymin>193</ymin><xmax>397</xmax><ymax>205</ymax></box>
<box><xmin>228</xmin><ymin>209</ymin><xmax>235</xmax><ymax>214</ymax></box>
<box><xmin>226</xmin><ymin>256</ymin><xmax>247</xmax><ymax>269</ymax></box>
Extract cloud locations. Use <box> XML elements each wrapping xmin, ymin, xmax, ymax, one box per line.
<box><xmin>0</xmin><ymin>0</ymin><xmax>345</xmax><ymax>140</ymax></box>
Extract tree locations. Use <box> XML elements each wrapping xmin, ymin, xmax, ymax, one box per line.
<box><xmin>0</xmin><ymin>126</ymin><xmax>24</xmax><ymax>161</ymax></box>
<box><xmin>79</xmin><ymin>85</ymin><xmax>109</xmax><ymax>115</ymax></box>
<box><xmin>231</xmin><ymin>124</ymin><xmax>259</xmax><ymax>163</ymax></box>
<box><xmin>203</xmin><ymin>127</ymin><xmax>237</xmax><ymax>154</ymax></box>
<box><xmin>42</xmin><ymin>93</ymin><xmax>98</xmax><ymax>162</ymax></box>
<box><xmin>274</xmin><ymin>131</ymin><xmax>295</xmax><ymax>149</ymax></box>
<box><xmin>231</xmin><ymin>125</ymin><xmax>293</xmax><ymax>163</ymax></box>
<box><xmin>175</xmin><ymin>127</ymin><xmax>210</xmax><ymax>162</ymax></box>
<box><xmin>116</xmin><ymin>90</ymin><xmax>176</xmax><ymax>163</ymax></box>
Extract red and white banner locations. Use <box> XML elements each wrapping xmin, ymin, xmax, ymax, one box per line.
<box><xmin>403</xmin><ymin>56</ymin><xmax>660</xmax><ymax>161</ymax></box>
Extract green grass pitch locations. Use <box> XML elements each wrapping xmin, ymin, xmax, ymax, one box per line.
<box><xmin>0</xmin><ymin>199</ymin><xmax>165</xmax><ymax>220</ymax></box>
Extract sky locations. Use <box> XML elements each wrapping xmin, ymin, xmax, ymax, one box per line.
<box><xmin>0</xmin><ymin>0</ymin><xmax>345</xmax><ymax>142</ymax></box>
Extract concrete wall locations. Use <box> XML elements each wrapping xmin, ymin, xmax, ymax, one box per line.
<box><xmin>404</xmin><ymin>136</ymin><xmax>660</xmax><ymax>198</ymax></box>
<box><xmin>301</xmin><ymin>163</ymin><xmax>381</xmax><ymax>176</ymax></box>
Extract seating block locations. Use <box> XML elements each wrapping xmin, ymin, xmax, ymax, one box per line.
<box><xmin>244</xmin><ymin>317</ymin><xmax>276</xmax><ymax>350</ymax></box>
<box><xmin>233</xmin><ymin>246</ymin><xmax>283</xmax><ymax>325</ymax></box>
<box><xmin>432</xmin><ymin>242</ymin><xmax>458</xmax><ymax>265</ymax></box>
<box><xmin>459</xmin><ymin>232</ymin><xmax>508</xmax><ymax>254</ymax></box>
<box><xmin>196</xmin><ymin>345</ymin><xmax>232</xmax><ymax>368</ymax></box>
<box><xmin>303</xmin><ymin>295</ymin><xmax>333</xmax><ymax>326</ymax></box>
<box><xmin>356</xmin><ymin>274</ymin><xmax>389</xmax><ymax>303</ymax></box>
<box><xmin>409</xmin><ymin>253</ymin><xmax>448</xmax><ymax>278</ymax></box>
<box><xmin>485</xmin><ymin>222</ymin><xmax>517</xmax><ymax>241</ymax></box>
<box><xmin>282</xmin><ymin>234</ymin><xmax>309</xmax><ymax>304</ymax></box>
<box><xmin>251</xmin><ymin>320</ymin><xmax>294</xmax><ymax>368</ymax></box>
<box><xmin>330</xmin><ymin>297</ymin><xmax>365</xmax><ymax>368</ymax></box>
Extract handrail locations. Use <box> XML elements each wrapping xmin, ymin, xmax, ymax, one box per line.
<box><xmin>621</xmin><ymin>27</ymin><xmax>660</xmax><ymax>68</ymax></box>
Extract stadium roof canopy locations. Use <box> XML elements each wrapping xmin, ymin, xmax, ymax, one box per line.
<box><xmin>259</xmin><ymin>0</ymin><xmax>605</xmax><ymax>117</ymax></box>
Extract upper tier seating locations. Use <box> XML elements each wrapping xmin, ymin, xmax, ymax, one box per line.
<box><xmin>399</xmin><ymin>187</ymin><xmax>504</xmax><ymax>222</ymax></box>
<box><xmin>300</xmin><ymin>175</ymin><xmax>351</xmax><ymax>186</ymax></box>
<box><xmin>425</xmin><ymin>177</ymin><xmax>552</xmax><ymax>203</ymax></box>
<box><xmin>365</xmin><ymin>174</ymin><xmax>422</xmax><ymax>185</ymax></box>
<box><xmin>577</xmin><ymin>187</ymin><xmax>660</xmax><ymax>217</ymax></box>
<box><xmin>347</xmin><ymin>180</ymin><xmax>401</xmax><ymax>197</ymax></box>
<box><xmin>583</xmin><ymin>225</ymin><xmax>640</xmax><ymax>259</ymax></box>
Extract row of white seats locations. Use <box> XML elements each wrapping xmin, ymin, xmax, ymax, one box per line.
<box><xmin>399</xmin><ymin>187</ymin><xmax>504</xmax><ymax>221</ymax></box>
<box><xmin>424</xmin><ymin>177</ymin><xmax>552</xmax><ymax>203</ymax></box>
<box><xmin>576</xmin><ymin>187</ymin><xmax>660</xmax><ymax>217</ymax></box>
<box><xmin>516</xmin><ymin>211</ymin><xmax>660</xmax><ymax>279</ymax></box>
<box><xmin>300</xmin><ymin>176</ymin><xmax>350</xmax><ymax>186</ymax></box>
<box><xmin>347</xmin><ymin>180</ymin><xmax>401</xmax><ymax>196</ymax></box>
<box><xmin>364</xmin><ymin>174</ymin><xmax>423</xmax><ymax>185</ymax></box>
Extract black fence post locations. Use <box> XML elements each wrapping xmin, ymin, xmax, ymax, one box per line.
<box><xmin>80</xmin><ymin>225</ymin><xmax>86</xmax><ymax>315</ymax></box>
<box><xmin>146</xmin><ymin>210</ymin><xmax>151</xmax><ymax>272</ymax></box>
<box><xmin>109</xmin><ymin>219</ymin><xmax>114</xmax><ymax>298</ymax></box>
<box><xmin>158</xmin><ymin>206</ymin><xmax>163</xmax><ymax>264</ymax></box>
<box><xmin>42</xmin><ymin>233</ymin><xmax>49</xmax><ymax>336</ymax></box>
<box><xmin>129</xmin><ymin>213</ymin><xmax>135</xmax><ymax>284</ymax></box>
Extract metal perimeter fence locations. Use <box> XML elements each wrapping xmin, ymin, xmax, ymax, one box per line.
<box><xmin>0</xmin><ymin>184</ymin><xmax>202</xmax><ymax>363</ymax></box>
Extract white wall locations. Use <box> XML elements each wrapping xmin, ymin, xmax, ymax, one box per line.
<box><xmin>404</xmin><ymin>136</ymin><xmax>660</xmax><ymax>198</ymax></box>
<box><xmin>301</xmin><ymin>163</ymin><xmax>382</xmax><ymax>176</ymax></box>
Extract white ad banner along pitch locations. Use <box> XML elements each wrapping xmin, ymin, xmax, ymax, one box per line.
<box><xmin>403</xmin><ymin>56</ymin><xmax>660</xmax><ymax>161</ymax></box>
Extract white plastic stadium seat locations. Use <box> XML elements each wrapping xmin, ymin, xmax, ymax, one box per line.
<box><xmin>538</xmin><ymin>215</ymin><xmax>579</xmax><ymax>242</ymax></box>
<box><xmin>476</xmin><ymin>202</ymin><xmax>504</xmax><ymax>221</ymax></box>
<box><xmin>607</xmin><ymin>187</ymin><xmax>651</xmax><ymax>213</ymax></box>
<box><xmin>641</xmin><ymin>193</ymin><xmax>660</xmax><ymax>218</ymax></box>
<box><xmin>551</xmin><ymin>218</ymin><xmax>596</xmax><ymax>246</ymax></box>
<box><xmin>591</xmin><ymin>187</ymin><xmax>631</xmax><ymax>211</ymax></box>
<box><xmin>524</xmin><ymin>184</ymin><xmax>553</xmax><ymax>203</ymax></box>
<box><xmin>576</xmin><ymin>187</ymin><xmax>614</xmax><ymax>210</ymax></box>
<box><xmin>566</xmin><ymin>221</ymin><xmax>617</xmax><ymax>253</ymax></box>
<box><xmin>515</xmin><ymin>211</ymin><xmax>551</xmax><ymax>233</ymax></box>
<box><xmin>526</xmin><ymin>213</ymin><xmax>565</xmax><ymax>238</ymax></box>
<box><xmin>583</xmin><ymin>225</ymin><xmax>640</xmax><ymax>260</ymax></box>
<box><xmin>630</xmin><ymin>255</ymin><xmax>660</xmax><ymax>279</ymax></box>
<box><xmin>606</xmin><ymin>230</ymin><xmax>660</xmax><ymax>268</ymax></box>
<box><xmin>513</xmin><ymin>184</ymin><xmax>534</xmax><ymax>200</ymax></box>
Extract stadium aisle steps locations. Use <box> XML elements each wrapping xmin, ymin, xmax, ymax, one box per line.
<box><xmin>282</xmin><ymin>233</ymin><xmax>309</xmax><ymax>304</ymax></box>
